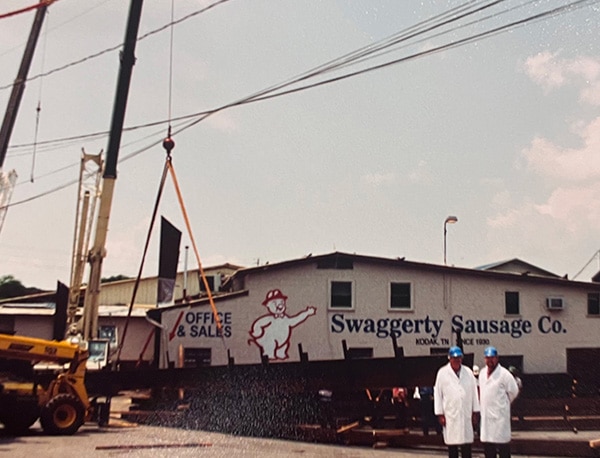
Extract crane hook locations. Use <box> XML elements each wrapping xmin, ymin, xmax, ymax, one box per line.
<box><xmin>163</xmin><ymin>136</ymin><xmax>175</xmax><ymax>156</ymax></box>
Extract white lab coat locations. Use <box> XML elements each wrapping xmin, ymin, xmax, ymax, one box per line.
<box><xmin>479</xmin><ymin>364</ymin><xmax>519</xmax><ymax>443</ymax></box>
<box><xmin>434</xmin><ymin>363</ymin><xmax>480</xmax><ymax>445</ymax></box>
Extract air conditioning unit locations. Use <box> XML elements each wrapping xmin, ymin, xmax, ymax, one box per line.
<box><xmin>546</xmin><ymin>297</ymin><xmax>564</xmax><ymax>310</ymax></box>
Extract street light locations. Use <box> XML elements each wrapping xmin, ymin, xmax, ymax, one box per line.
<box><xmin>444</xmin><ymin>215</ymin><xmax>458</xmax><ymax>265</ymax></box>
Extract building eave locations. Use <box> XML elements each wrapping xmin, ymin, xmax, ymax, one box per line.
<box><xmin>228</xmin><ymin>251</ymin><xmax>594</xmax><ymax>289</ymax></box>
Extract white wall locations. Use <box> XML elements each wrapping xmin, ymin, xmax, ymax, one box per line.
<box><xmin>6</xmin><ymin>313</ymin><xmax>154</xmax><ymax>365</ymax></box>
<box><xmin>162</xmin><ymin>259</ymin><xmax>600</xmax><ymax>374</ymax></box>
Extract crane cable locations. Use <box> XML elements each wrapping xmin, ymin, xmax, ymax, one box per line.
<box><xmin>163</xmin><ymin>0</ymin><xmax>227</xmax><ymax>347</ymax></box>
<box><xmin>167</xmin><ymin>0</ymin><xmax>175</xmax><ymax>128</ymax></box>
<box><xmin>165</xmin><ymin>147</ymin><xmax>225</xmax><ymax>341</ymax></box>
<box><xmin>3</xmin><ymin>0</ymin><xmax>598</xmax><ymax>209</ymax></box>
<box><xmin>164</xmin><ymin>0</ymin><xmax>225</xmax><ymax>346</ymax></box>
<box><xmin>113</xmin><ymin>153</ymin><xmax>171</xmax><ymax>367</ymax></box>
<box><xmin>114</xmin><ymin>0</ymin><xmax>177</xmax><ymax>367</ymax></box>
<box><xmin>118</xmin><ymin>1</ymin><xmax>226</xmax><ymax>367</ymax></box>
<box><xmin>115</xmin><ymin>138</ymin><xmax>228</xmax><ymax>367</ymax></box>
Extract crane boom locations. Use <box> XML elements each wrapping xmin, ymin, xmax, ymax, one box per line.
<box><xmin>67</xmin><ymin>151</ymin><xmax>103</xmax><ymax>334</ymax></box>
<box><xmin>0</xmin><ymin>1</ymin><xmax>144</xmax><ymax>436</ymax></box>
<box><xmin>0</xmin><ymin>2</ymin><xmax>49</xmax><ymax>167</ymax></box>
<box><xmin>79</xmin><ymin>0</ymin><xmax>144</xmax><ymax>341</ymax></box>
<box><xmin>0</xmin><ymin>2</ymin><xmax>50</xmax><ymax>237</ymax></box>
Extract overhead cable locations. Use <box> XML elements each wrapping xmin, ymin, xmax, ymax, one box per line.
<box><xmin>0</xmin><ymin>0</ymin><xmax>232</xmax><ymax>91</ymax></box>
<box><xmin>3</xmin><ymin>0</ymin><xmax>599</xmax><ymax>208</ymax></box>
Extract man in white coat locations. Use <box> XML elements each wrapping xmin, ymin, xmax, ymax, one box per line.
<box><xmin>434</xmin><ymin>346</ymin><xmax>480</xmax><ymax>458</ymax></box>
<box><xmin>479</xmin><ymin>346</ymin><xmax>520</xmax><ymax>458</ymax></box>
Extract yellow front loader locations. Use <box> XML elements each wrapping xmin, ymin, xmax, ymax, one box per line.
<box><xmin>0</xmin><ymin>333</ymin><xmax>95</xmax><ymax>435</ymax></box>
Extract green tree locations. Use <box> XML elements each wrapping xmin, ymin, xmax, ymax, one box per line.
<box><xmin>0</xmin><ymin>275</ymin><xmax>42</xmax><ymax>299</ymax></box>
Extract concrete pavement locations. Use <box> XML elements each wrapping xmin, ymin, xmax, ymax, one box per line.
<box><xmin>0</xmin><ymin>395</ymin><xmax>597</xmax><ymax>458</ymax></box>
<box><xmin>2</xmin><ymin>420</ymin><xmax>598</xmax><ymax>458</ymax></box>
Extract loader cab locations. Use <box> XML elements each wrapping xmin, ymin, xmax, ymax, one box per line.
<box><xmin>87</xmin><ymin>339</ymin><xmax>109</xmax><ymax>370</ymax></box>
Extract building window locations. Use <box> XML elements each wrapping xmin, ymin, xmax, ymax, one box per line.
<box><xmin>390</xmin><ymin>282</ymin><xmax>411</xmax><ymax>310</ymax></box>
<box><xmin>330</xmin><ymin>281</ymin><xmax>353</xmax><ymax>309</ymax></box>
<box><xmin>588</xmin><ymin>293</ymin><xmax>600</xmax><ymax>316</ymax></box>
<box><xmin>505</xmin><ymin>291</ymin><xmax>520</xmax><ymax>315</ymax></box>
<box><xmin>184</xmin><ymin>348</ymin><xmax>212</xmax><ymax>368</ymax></box>
<box><xmin>199</xmin><ymin>275</ymin><xmax>215</xmax><ymax>293</ymax></box>
<box><xmin>98</xmin><ymin>325</ymin><xmax>118</xmax><ymax>347</ymax></box>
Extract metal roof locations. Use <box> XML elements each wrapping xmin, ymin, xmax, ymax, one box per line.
<box><xmin>0</xmin><ymin>303</ymin><xmax>150</xmax><ymax>317</ymax></box>
<box><xmin>227</xmin><ymin>251</ymin><xmax>592</xmax><ymax>288</ymax></box>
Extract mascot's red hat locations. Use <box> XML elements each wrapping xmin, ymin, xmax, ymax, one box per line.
<box><xmin>262</xmin><ymin>289</ymin><xmax>287</xmax><ymax>305</ymax></box>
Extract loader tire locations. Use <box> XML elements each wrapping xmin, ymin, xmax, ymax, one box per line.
<box><xmin>40</xmin><ymin>394</ymin><xmax>85</xmax><ymax>435</ymax></box>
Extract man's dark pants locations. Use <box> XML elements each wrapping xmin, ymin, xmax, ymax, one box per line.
<box><xmin>448</xmin><ymin>443</ymin><xmax>472</xmax><ymax>458</ymax></box>
<box><xmin>483</xmin><ymin>442</ymin><xmax>511</xmax><ymax>458</ymax></box>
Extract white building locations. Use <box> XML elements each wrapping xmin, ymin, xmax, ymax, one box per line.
<box><xmin>0</xmin><ymin>302</ymin><xmax>153</xmax><ymax>367</ymax></box>
<box><xmin>154</xmin><ymin>252</ymin><xmax>599</xmax><ymax>387</ymax></box>
<box><xmin>2</xmin><ymin>253</ymin><xmax>598</xmax><ymax>391</ymax></box>
<box><xmin>0</xmin><ymin>264</ymin><xmax>240</xmax><ymax>368</ymax></box>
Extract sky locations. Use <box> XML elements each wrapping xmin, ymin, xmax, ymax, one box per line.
<box><xmin>1</xmin><ymin>0</ymin><xmax>600</xmax><ymax>291</ymax></box>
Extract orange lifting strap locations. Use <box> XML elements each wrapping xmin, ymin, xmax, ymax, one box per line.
<box><xmin>166</xmin><ymin>159</ymin><xmax>223</xmax><ymax>334</ymax></box>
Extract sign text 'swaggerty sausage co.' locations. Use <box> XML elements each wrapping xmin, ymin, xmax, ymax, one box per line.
<box><xmin>330</xmin><ymin>314</ymin><xmax>566</xmax><ymax>340</ymax></box>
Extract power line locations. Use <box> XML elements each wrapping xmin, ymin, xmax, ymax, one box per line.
<box><xmin>2</xmin><ymin>0</ymin><xmax>598</xmax><ymax>209</ymax></box>
<box><xmin>241</xmin><ymin>0</ymin><xmax>599</xmax><ymax>105</ymax></box>
<box><xmin>0</xmin><ymin>0</ymin><xmax>520</xmax><ymax>152</ymax></box>
<box><xmin>0</xmin><ymin>0</ymin><xmax>115</xmax><ymax>59</ymax></box>
<box><xmin>0</xmin><ymin>0</ymin><xmax>233</xmax><ymax>91</ymax></box>
<box><xmin>146</xmin><ymin>0</ymin><xmax>600</xmax><ymax>137</ymax></box>
<box><xmin>8</xmin><ymin>0</ymin><xmax>586</xmax><ymax>153</ymax></box>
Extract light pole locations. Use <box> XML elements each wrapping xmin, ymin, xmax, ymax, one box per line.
<box><xmin>444</xmin><ymin>215</ymin><xmax>458</xmax><ymax>265</ymax></box>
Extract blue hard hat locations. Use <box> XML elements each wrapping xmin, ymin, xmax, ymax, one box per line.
<box><xmin>448</xmin><ymin>346</ymin><xmax>463</xmax><ymax>358</ymax></box>
<box><xmin>484</xmin><ymin>346</ymin><xmax>498</xmax><ymax>357</ymax></box>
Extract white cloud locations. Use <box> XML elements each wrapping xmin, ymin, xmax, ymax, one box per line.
<box><xmin>487</xmin><ymin>181</ymin><xmax>600</xmax><ymax>257</ymax></box>
<box><xmin>479</xmin><ymin>177</ymin><xmax>504</xmax><ymax>187</ymax></box>
<box><xmin>521</xmin><ymin>117</ymin><xmax>600</xmax><ymax>181</ymax></box>
<box><xmin>486</xmin><ymin>53</ymin><xmax>600</xmax><ymax>270</ymax></box>
<box><xmin>408</xmin><ymin>160</ymin><xmax>433</xmax><ymax>184</ymax></box>
<box><xmin>534</xmin><ymin>184</ymin><xmax>600</xmax><ymax>233</ymax></box>
<box><xmin>490</xmin><ymin>189</ymin><xmax>511</xmax><ymax>208</ymax></box>
<box><xmin>487</xmin><ymin>207</ymin><xmax>521</xmax><ymax>229</ymax></box>
<box><xmin>524</xmin><ymin>51</ymin><xmax>567</xmax><ymax>91</ymax></box>
<box><xmin>581</xmin><ymin>79</ymin><xmax>600</xmax><ymax>105</ymax></box>
<box><xmin>362</xmin><ymin>171</ymin><xmax>396</xmax><ymax>186</ymax></box>
<box><xmin>485</xmin><ymin>199</ymin><xmax>554</xmax><ymax>259</ymax></box>
<box><xmin>205</xmin><ymin>111</ymin><xmax>238</xmax><ymax>133</ymax></box>
<box><xmin>524</xmin><ymin>52</ymin><xmax>600</xmax><ymax>105</ymax></box>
